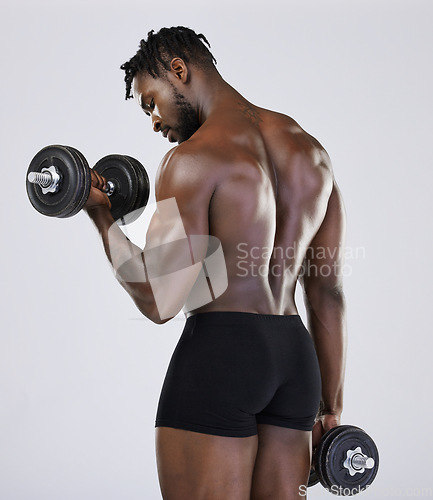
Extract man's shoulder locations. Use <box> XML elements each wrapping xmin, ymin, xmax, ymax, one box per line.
<box><xmin>158</xmin><ymin>126</ymin><xmax>241</xmax><ymax>177</ymax></box>
<box><xmin>261</xmin><ymin>109</ymin><xmax>330</xmax><ymax>164</ymax></box>
<box><xmin>257</xmin><ymin>109</ymin><xmax>334</xmax><ymax>199</ymax></box>
<box><xmin>155</xmin><ymin>140</ymin><xmax>220</xmax><ymax>200</ymax></box>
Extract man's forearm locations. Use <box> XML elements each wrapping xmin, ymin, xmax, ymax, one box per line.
<box><xmin>304</xmin><ymin>286</ymin><xmax>347</xmax><ymax>414</ymax></box>
<box><xmin>85</xmin><ymin>207</ymin><xmax>161</xmax><ymax>323</ymax></box>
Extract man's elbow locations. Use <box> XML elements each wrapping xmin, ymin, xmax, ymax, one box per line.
<box><xmin>148</xmin><ymin>314</ymin><xmax>172</xmax><ymax>325</ymax></box>
<box><xmin>303</xmin><ymin>280</ymin><xmax>346</xmax><ymax>310</ymax></box>
<box><xmin>135</xmin><ymin>300</ymin><xmax>176</xmax><ymax>324</ymax></box>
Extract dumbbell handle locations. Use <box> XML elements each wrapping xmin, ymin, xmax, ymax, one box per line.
<box><xmin>27</xmin><ymin>168</ymin><xmax>115</xmax><ymax>196</ymax></box>
<box><xmin>351</xmin><ymin>455</ymin><xmax>375</xmax><ymax>469</ymax></box>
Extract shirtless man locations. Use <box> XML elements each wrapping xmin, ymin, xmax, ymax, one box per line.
<box><xmin>85</xmin><ymin>27</ymin><xmax>347</xmax><ymax>499</ymax></box>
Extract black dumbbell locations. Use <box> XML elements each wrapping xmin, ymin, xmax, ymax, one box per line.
<box><xmin>308</xmin><ymin>425</ymin><xmax>379</xmax><ymax>496</ymax></box>
<box><xmin>26</xmin><ymin>145</ymin><xmax>150</xmax><ymax>225</ymax></box>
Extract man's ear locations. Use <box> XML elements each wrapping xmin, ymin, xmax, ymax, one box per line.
<box><xmin>169</xmin><ymin>58</ymin><xmax>189</xmax><ymax>83</ymax></box>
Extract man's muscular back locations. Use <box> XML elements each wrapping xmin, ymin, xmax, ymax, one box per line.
<box><xmin>156</xmin><ymin>96</ymin><xmax>337</xmax><ymax>316</ymax></box>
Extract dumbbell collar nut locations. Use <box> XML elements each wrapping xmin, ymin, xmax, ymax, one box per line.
<box><xmin>343</xmin><ymin>446</ymin><xmax>375</xmax><ymax>477</ymax></box>
<box><xmin>27</xmin><ymin>165</ymin><xmax>61</xmax><ymax>194</ymax></box>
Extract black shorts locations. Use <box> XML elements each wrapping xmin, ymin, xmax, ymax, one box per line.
<box><xmin>155</xmin><ymin>312</ymin><xmax>321</xmax><ymax>437</ymax></box>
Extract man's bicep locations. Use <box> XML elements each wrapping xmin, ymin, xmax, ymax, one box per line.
<box><xmin>153</xmin><ymin>151</ymin><xmax>211</xmax><ymax>239</ymax></box>
<box><xmin>301</xmin><ymin>181</ymin><xmax>346</xmax><ymax>292</ymax></box>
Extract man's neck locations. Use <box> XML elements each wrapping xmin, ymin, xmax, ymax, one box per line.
<box><xmin>193</xmin><ymin>73</ymin><xmax>244</xmax><ymax>125</ymax></box>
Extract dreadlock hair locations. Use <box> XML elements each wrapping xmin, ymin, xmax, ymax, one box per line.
<box><xmin>120</xmin><ymin>26</ymin><xmax>217</xmax><ymax>100</ymax></box>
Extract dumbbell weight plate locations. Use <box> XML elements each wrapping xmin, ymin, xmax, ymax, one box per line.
<box><xmin>307</xmin><ymin>469</ymin><xmax>320</xmax><ymax>487</ymax></box>
<box><xmin>93</xmin><ymin>154</ymin><xmax>142</xmax><ymax>225</ymax></box>
<box><xmin>124</xmin><ymin>155</ymin><xmax>150</xmax><ymax>222</ymax></box>
<box><xmin>26</xmin><ymin>145</ymin><xmax>90</xmax><ymax>218</ymax></box>
<box><xmin>63</xmin><ymin>146</ymin><xmax>92</xmax><ymax>217</ymax></box>
<box><xmin>323</xmin><ymin>425</ymin><xmax>379</xmax><ymax>494</ymax></box>
<box><xmin>314</xmin><ymin>425</ymin><xmax>348</xmax><ymax>489</ymax></box>
<box><xmin>309</xmin><ymin>425</ymin><xmax>344</xmax><ymax>488</ymax></box>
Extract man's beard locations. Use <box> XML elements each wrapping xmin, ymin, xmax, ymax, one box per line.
<box><xmin>170</xmin><ymin>84</ymin><xmax>201</xmax><ymax>143</ymax></box>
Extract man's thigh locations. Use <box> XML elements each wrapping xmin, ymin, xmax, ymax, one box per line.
<box><xmin>155</xmin><ymin>427</ymin><xmax>258</xmax><ymax>500</ymax></box>
<box><xmin>251</xmin><ymin>424</ymin><xmax>312</xmax><ymax>500</ymax></box>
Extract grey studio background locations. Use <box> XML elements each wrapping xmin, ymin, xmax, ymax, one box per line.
<box><xmin>1</xmin><ymin>0</ymin><xmax>432</xmax><ymax>499</ymax></box>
